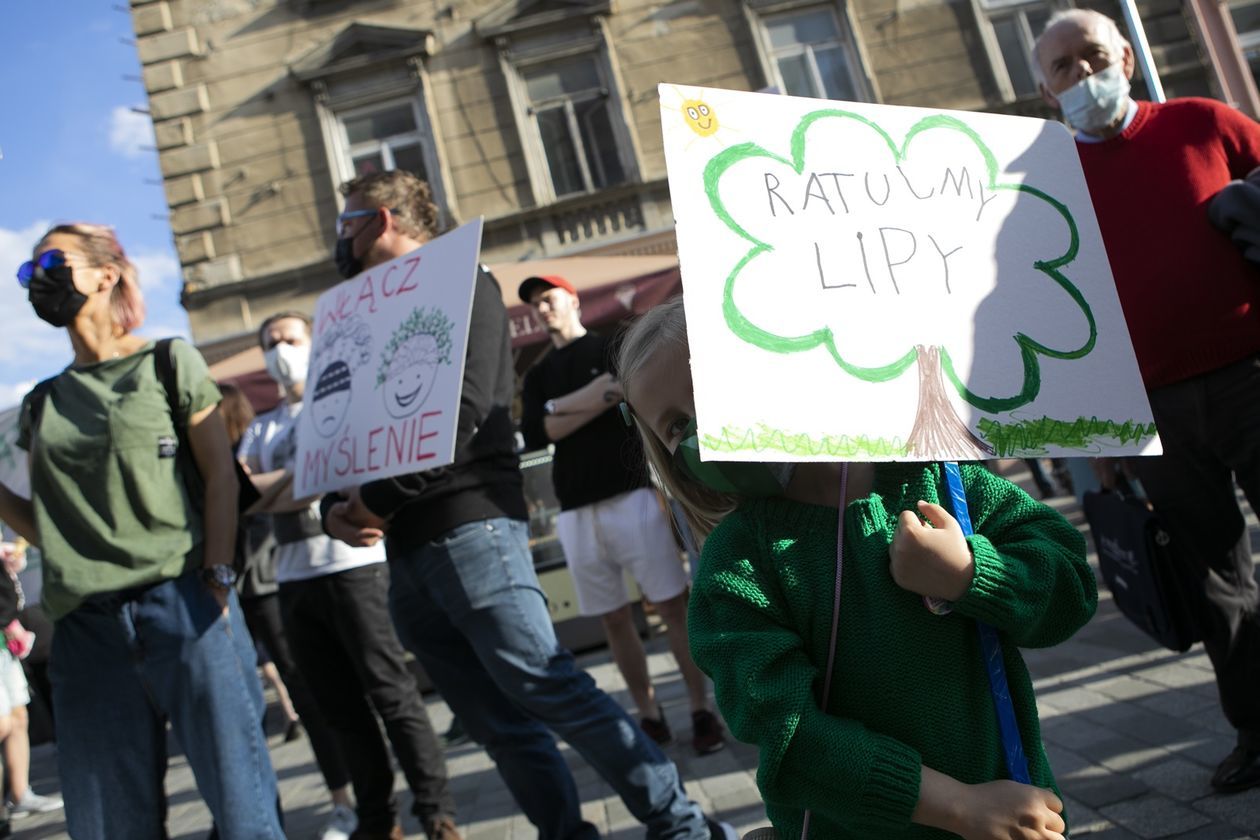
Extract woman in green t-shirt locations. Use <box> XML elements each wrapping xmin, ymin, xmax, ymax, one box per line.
<box><xmin>0</xmin><ymin>223</ymin><xmax>283</xmax><ymax>839</ymax></box>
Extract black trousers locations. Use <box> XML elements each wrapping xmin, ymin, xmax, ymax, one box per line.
<box><xmin>279</xmin><ymin>563</ymin><xmax>453</xmax><ymax>829</ymax></box>
<box><xmin>1130</xmin><ymin>353</ymin><xmax>1260</xmax><ymax>747</ymax></box>
<box><xmin>240</xmin><ymin>592</ymin><xmax>350</xmax><ymax>790</ymax></box>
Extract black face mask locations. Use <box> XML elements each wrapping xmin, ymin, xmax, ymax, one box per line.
<box><xmin>28</xmin><ymin>263</ymin><xmax>88</xmax><ymax>328</ymax></box>
<box><xmin>334</xmin><ymin>237</ymin><xmax>362</xmax><ymax>279</ymax></box>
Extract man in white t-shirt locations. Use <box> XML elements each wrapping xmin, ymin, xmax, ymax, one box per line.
<box><xmin>239</xmin><ymin>312</ymin><xmax>458</xmax><ymax>840</ymax></box>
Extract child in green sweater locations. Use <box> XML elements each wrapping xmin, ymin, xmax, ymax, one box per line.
<box><xmin>616</xmin><ymin>298</ymin><xmax>1097</xmax><ymax>840</ymax></box>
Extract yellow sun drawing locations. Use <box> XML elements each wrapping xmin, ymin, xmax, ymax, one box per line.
<box><xmin>681</xmin><ymin>99</ymin><xmax>719</xmax><ymax>137</ymax></box>
<box><xmin>661</xmin><ymin>85</ymin><xmax>743</xmax><ymax>151</ymax></box>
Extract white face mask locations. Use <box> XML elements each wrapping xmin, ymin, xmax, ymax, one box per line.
<box><xmin>263</xmin><ymin>341</ymin><xmax>310</xmax><ymax>390</ymax></box>
<box><xmin>1056</xmin><ymin>61</ymin><xmax>1131</xmax><ymax>134</ymax></box>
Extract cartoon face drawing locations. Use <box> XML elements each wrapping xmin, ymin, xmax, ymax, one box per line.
<box><xmin>383</xmin><ymin>333</ymin><xmax>440</xmax><ymax>419</ymax></box>
<box><xmin>310</xmin><ymin>360</ymin><xmax>353</xmax><ymax>438</ymax></box>
<box><xmin>682</xmin><ymin>99</ymin><xmax>718</xmax><ymax>137</ymax></box>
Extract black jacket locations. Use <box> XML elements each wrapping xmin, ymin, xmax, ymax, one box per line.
<box><xmin>1208</xmin><ymin>177</ymin><xmax>1260</xmax><ymax>267</ymax></box>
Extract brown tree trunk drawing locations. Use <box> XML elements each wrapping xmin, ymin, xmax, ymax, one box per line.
<box><xmin>905</xmin><ymin>345</ymin><xmax>995</xmax><ymax>459</ymax></box>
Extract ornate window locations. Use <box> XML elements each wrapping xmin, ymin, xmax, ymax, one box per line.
<box><xmin>337</xmin><ymin>99</ymin><xmax>433</xmax><ymax>182</ymax></box>
<box><xmin>1229</xmin><ymin>0</ymin><xmax>1260</xmax><ymax>86</ymax></box>
<box><xmin>479</xmin><ymin>1</ymin><xmax>640</xmax><ymax>205</ymax></box>
<box><xmin>292</xmin><ymin>24</ymin><xmax>451</xmax><ymax>217</ymax></box>
<box><xmin>745</xmin><ymin>1</ymin><xmax>873</xmax><ymax>102</ymax></box>
<box><xmin>520</xmin><ymin>54</ymin><xmax>628</xmax><ymax>197</ymax></box>
<box><xmin>974</xmin><ymin>0</ymin><xmax>1061</xmax><ymax>101</ymax></box>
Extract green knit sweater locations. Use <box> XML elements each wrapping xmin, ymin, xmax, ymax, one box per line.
<box><xmin>689</xmin><ymin>463</ymin><xmax>1096</xmax><ymax>838</ymax></box>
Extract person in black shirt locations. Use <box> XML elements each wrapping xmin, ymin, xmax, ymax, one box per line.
<box><xmin>519</xmin><ymin>275</ymin><xmax>725</xmax><ymax>756</ymax></box>
<box><xmin>320</xmin><ymin>170</ymin><xmax>733</xmax><ymax>840</ymax></box>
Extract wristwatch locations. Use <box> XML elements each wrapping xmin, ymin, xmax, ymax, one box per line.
<box><xmin>201</xmin><ymin>564</ymin><xmax>238</xmax><ymax>589</ymax></box>
<box><xmin>543</xmin><ymin>399</ymin><xmax>558</xmax><ymax>416</ymax></box>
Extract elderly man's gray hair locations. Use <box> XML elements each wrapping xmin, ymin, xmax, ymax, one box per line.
<box><xmin>1031</xmin><ymin>8</ymin><xmax>1130</xmax><ymax>86</ymax></box>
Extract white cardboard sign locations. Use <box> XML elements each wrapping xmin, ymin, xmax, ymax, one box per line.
<box><xmin>659</xmin><ymin>84</ymin><xmax>1160</xmax><ymax>462</ymax></box>
<box><xmin>294</xmin><ymin>219</ymin><xmax>483</xmax><ymax>496</ymax></box>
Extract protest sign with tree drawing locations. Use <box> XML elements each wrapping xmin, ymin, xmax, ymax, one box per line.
<box><xmin>661</xmin><ymin>85</ymin><xmax>1158</xmax><ymax>463</ymax></box>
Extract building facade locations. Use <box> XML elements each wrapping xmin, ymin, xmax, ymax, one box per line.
<box><xmin>131</xmin><ymin>0</ymin><xmax>1222</xmax><ymax>362</ymax></box>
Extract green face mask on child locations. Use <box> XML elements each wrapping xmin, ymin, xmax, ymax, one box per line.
<box><xmin>672</xmin><ymin>418</ymin><xmax>795</xmax><ymax>497</ymax></box>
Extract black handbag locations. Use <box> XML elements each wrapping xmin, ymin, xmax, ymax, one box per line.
<box><xmin>1082</xmin><ymin>489</ymin><xmax>1200</xmax><ymax>653</ymax></box>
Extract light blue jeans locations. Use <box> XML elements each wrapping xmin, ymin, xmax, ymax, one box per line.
<box><xmin>50</xmin><ymin>571</ymin><xmax>284</xmax><ymax>840</ymax></box>
<box><xmin>387</xmin><ymin>517</ymin><xmax>708</xmax><ymax>840</ymax></box>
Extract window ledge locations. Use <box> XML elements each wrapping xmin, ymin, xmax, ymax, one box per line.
<box><xmin>482</xmin><ymin>178</ymin><xmax>672</xmax><ymax>256</ymax></box>
<box><xmin>476</xmin><ymin>1</ymin><xmax>613</xmax><ymax>40</ymax></box>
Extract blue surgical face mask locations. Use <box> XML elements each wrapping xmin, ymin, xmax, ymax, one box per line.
<box><xmin>672</xmin><ymin>418</ymin><xmax>795</xmax><ymax>497</ymax></box>
<box><xmin>1057</xmin><ymin>61</ymin><xmax>1131</xmax><ymax>134</ymax></box>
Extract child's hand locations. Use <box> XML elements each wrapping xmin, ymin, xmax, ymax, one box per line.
<box><xmin>889</xmin><ymin>500</ymin><xmax>974</xmax><ymax>602</ymax></box>
<box><xmin>956</xmin><ymin>780</ymin><xmax>1065</xmax><ymax>840</ymax></box>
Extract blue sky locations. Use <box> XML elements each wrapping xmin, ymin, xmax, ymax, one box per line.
<box><xmin>0</xmin><ymin>2</ymin><xmax>188</xmax><ymax>410</ymax></box>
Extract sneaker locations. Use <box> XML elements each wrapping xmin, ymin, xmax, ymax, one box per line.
<box><xmin>349</xmin><ymin>826</ymin><xmax>403</xmax><ymax>840</ymax></box>
<box><xmin>1211</xmin><ymin>743</ymin><xmax>1260</xmax><ymax>793</ymax></box>
<box><xmin>640</xmin><ymin>705</ymin><xmax>673</xmax><ymax>746</ymax></box>
<box><xmin>739</xmin><ymin>829</ymin><xmax>778</xmax><ymax>840</ymax></box>
<box><xmin>691</xmin><ymin>709</ymin><xmax>727</xmax><ymax>755</ymax></box>
<box><xmin>443</xmin><ymin>716</ymin><xmax>471</xmax><ymax>747</ymax></box>
<box><xmin>425</xmin><ymin>815</ymin><xmax>463</xmax><ymax>840</ymax></box>
<box><xmin>8</xmin><ymin>789</ymin><xmax>64</xmax><ymax>818</ymax></box>
<box><xmin>706</xmin><ymin>818</ymin><xmax>738</xmax><ymax>840</ymax></box>
<box><xmin>319</xmin><ymin>804</ymin><xmax>359</xmax><ymax>840</ymax></box>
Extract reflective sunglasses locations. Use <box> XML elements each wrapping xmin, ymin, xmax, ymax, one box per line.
<box><xmin>16</xmin><ymin>249</ymin><xmax>67</xmax><ymax>289</ymax></box>
<box><xmin>335</xmin><ymin>207</ymin><xmax>400</xmax><ymax>238</ymax></box>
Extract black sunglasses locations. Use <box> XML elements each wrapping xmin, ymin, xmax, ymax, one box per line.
<box><xmin>336</xmin><ymin>207</ymin><xmax>401</xmax><ymax>238</ymax></box>
<box><xmin>16</xmin><ymin>250</ymin><xmax>67</xmax><ymax>289</ymax></box>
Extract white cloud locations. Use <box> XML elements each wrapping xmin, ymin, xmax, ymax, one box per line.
<box><xmin>0</xmin><ymin>221</ymin><xmax>71</xmax><ymax>408</ymax></box>
<box><xmin>108</xmin><ymin>106</ymin><xmax>155</xmax><ymax>160</ymax></box>
<box><xmin>136</xmin><ymin>322</ymin><xmax>192</xmax><ymax>342</ymax></box>
<box><xmin>131</xmin><ymin>249</ymin><xmax>180</xmax><ymax>291</ymax></box>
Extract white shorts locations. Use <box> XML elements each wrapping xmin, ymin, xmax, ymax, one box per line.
<box><xmin>555</xmin><ymin>487</ymin><xmax>690</xmax><ymax>616</ymax></box>
<box><xmin>0</xmin><ymin>653</ymin><xmax>30</xmax><ymax>716</ymax></box>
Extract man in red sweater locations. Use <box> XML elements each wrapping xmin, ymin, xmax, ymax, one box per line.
<box><xmin>1034</xmin><ymin>9</ymin><xmax>1260</xmax><ymax>794</ymax></box>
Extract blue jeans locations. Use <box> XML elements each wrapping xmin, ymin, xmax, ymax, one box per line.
<box><xmin>50</xmin><ymin>571</ymin><xmax>284</xmax><ymax>840</ymax></box>
<box><xmin>387</xmin><ymin>518</ymin><xmax>707</xmax><ymax>840</ymax></box>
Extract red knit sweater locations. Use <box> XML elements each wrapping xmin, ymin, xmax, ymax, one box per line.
<box><xmin>1076</xmin><ymin>98</ymin><xmax>1260</xmax><ymax>387</ymax></box>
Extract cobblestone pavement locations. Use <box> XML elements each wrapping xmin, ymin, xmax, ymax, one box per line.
<box><xmin>13</xmin><ymin>462</ymin><xmax>1260</xmax><ymax>839</ymax></box>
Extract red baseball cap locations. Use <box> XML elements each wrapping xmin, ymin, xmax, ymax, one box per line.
<box><xmin>519</xmin><ymin>274</ymin><xmax>577</xmax><ymax>303</ymax></box>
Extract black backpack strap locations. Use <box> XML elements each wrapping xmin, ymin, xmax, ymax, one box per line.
<box><xmin>156</xmin><ymin>338</ymin><xmax>261</xmax><ymax>515</ymax></box>
<box><xmin>153</xmin><ymin>338</ymin><xmax>182</xmax><ymax>429</ymax></box>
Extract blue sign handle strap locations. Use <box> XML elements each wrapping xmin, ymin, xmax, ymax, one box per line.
<box><xmin>942</xmin><ymin>461</ymin><xmax>1032</xmax><ymax>784</ymax></box>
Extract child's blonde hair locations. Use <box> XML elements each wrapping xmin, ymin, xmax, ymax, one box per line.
<box><xmin>617</xmin><ymin>296</ymin><xmax>737</xmax><ymax>540</ymax></box>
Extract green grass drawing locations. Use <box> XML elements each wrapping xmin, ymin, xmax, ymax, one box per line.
<box><xmin>704</xmin><ymin>424</ymin><xmax>909</xmax><ymax>459</ymax></box>
<box><xmin>976</xmin><ymin>416</ymin><xmax>1158</xmax><ymax>456</ymax></box>
<box><xmin>699</xmin><ymin>415</ymin><xmax>1156</xmax><ymax>460</ymax></box>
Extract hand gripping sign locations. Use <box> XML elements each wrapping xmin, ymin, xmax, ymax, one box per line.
<box><xmin>294</xmin><ymin>218</ymin><xmax>483</xmax><ymax>497</ymax></box>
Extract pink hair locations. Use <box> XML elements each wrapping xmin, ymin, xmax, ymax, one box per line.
<box><xmin>36</xmin><ymin>223</ymin><xmax>146</xmax><ymax>332</ymax></box>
